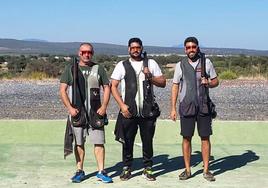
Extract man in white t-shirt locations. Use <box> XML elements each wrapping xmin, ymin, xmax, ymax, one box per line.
<box><xmin>111</xmin><ymin>37</ymin><xmax>166</xmax><ymax>181</ymax></box>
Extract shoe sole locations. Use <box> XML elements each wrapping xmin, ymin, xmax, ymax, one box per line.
<box><xmin>142</xmin><ymin>174</ymin><xmax>156</xmax><ymax>181</ymax></box>
<box><xmin>120</xmin><ymin>175</ymin><xmax>132</xmax><ymax>181</ymax></box>
<box><xmin>71</xmin><ymin>179</ymin><xmax>83</xmax><ymax>183</ymax></box>
<box><xmin>179</xmin><ymin>177</ymin><xmax>190</xmax><ymax>180</ymax></box>
<box><xmin>96</xmin><ymin>177</ymin><xmax>113</xmax><ymax>183</ymax></box>
<box><xmin>71</xmin><ymin>176</ymin><xmax>85</xmax><ymax>183</ymax></box>
<box><xmin>204</xmin><ymin>177</ymin><xmax>216</xmax><ymax>182</ymax></box>
<box><xmin>179</xmin><ymin>175</ymin><xmax>191</xmax><ymax>180</ymax></box>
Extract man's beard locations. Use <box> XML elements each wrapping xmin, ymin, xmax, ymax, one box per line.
<box><xmin>188</xmin><ymin>51</ymin><xmax>200</xmax><ymax>62</ymax></box>
<box><xmin>130</xmin><ymin>51</ymin><xmax>142</xmax><ymax>60</ymax></box>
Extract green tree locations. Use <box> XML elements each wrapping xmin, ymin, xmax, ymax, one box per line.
<box><xmin>7</xmin><ymin>55</ymin><xmax>28</xmax><ymax>73</ymax></box>
<box><xmin>0</xmin><ymin>56</ymin><xmax>5</xmax><ymax>62</ymax></box>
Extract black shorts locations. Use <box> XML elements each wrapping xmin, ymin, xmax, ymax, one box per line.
<box><xmin>180</xmin><ymin>114</ymin><xmax>212</xmax><ymax>137</ymax></box>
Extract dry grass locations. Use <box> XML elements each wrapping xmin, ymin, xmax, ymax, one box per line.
<box><xmin>238</xmin><ymin>75</ymin><xmax>267</xmax><ymax>80</ymax></box>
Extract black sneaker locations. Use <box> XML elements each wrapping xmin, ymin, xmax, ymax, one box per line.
<box><xmin>142</xmin><ymin>167</ymin><xmax>156</xmax><ymax>181</ymax></box>
<box><xmin>203</xmin><ymin>171</ymin><xmax>216</xmax><ymax>182</ymax></box>
<box><xmin>120</xmin><ymin>167</ymin><xmax>132</xmax><ymax>181</ymax></box>
<box><xmin>179</xmin><ymin>169</ymin><xmax>191</xmax><ymax>180</ymax></box>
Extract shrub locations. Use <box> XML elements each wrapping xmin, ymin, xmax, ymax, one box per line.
<box><xmin>164</xmin><ymin>69</ymin><xmax>175</xmax><ymax>79</ymax></box>
<box><xmin>0</xmin><ymin>72</ymin><xmax>15</xmax><ymax>79</ymax></box>
<box><xmin>26</xmin><ymin>71</ymin><xmax>50</xmax><ymax>80</ymax></box>
<box><xmin>219</xmin><ymin>70</ymin><xmax>238</xmax><ymax>80</ymax></box>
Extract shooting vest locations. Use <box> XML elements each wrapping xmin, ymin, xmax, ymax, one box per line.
<box><xmin>69</xmin><ymin>64</ymin><xmax>100</xmax><ymax>116</ymax></box>
<box><xmin>179</xmin><ymin>58</ymin><xmax>203</xmax><ymax>117</ymax></box>
<box><xmin>122</xmin><ymin>60</ymin><xmax>155</xmax><ymax>117</ymax></box>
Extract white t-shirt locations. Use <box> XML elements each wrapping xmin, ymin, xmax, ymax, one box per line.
<box><xmin>111</xmin><ymin>58</ymin><xmax>162</xmax><ymax>81</ymax></box>
<box><xmin>111</xmin><ymin>58</ymin><xmax>163</xmax><ymax>112</ymax></box>
<box><xmin>173</xmin><ymin>58</ymin><xmax>217</xmax><ymax>84</ymax></box>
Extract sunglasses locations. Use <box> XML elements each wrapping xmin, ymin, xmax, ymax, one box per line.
<box><xmin>81</xmin><ymin>50</ymin><xmax>93</xmax><ymax>55</ymax></box>
<box><xmin>185</xmin><ymin>45</ymin><xmax>197</xmax><ymax>50</ymax></box>
<box><xmin>130</xmin><ymin>46</ymin><xmax>142</xmax><ymax>50</ymax></box>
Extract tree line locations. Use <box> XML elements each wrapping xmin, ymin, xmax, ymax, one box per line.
<box><xmin>0</xmin><ymin>54</ymin><xmax>267</xmax><ymax>80</ymax></box>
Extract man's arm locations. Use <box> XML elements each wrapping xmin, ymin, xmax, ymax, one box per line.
<box><xmin>170</xmin><ymin>83</ymin><xmax>179</xmax><ymax>121</ymax></box>
<box><xmin>143</xmin><ymin>67</ymin><xmax>166</xmax><ymax>88</ymax></box>
<box><xmin>151</xmin><ymin>75</ymin><xmax>166</xmax><ymax>88</ymax></box>
<box><xmin>201</xmin><ymin>77</ymin><xmax>219</xmax><ymax>88</ymax></box>
<box><xmin>202</xmin><ymin>58</ymin><xmax>219</xmax><ymax>88</ymax></box>
<box><xmin>59</xmin><ymin>83</ymin><xmax>78</xmax><ymax>117</ymax></box>
<box><xmin>111</xmin><ymin>79</ymin><xmax>132</xmax><ymax>118</ymax></box>
<box><xmin>209</xmin><ymin>77</ymin><xmax>219</xmax><ymax>88</ymax></box>
<box><xmin>97</xmin><ymin>84</ymin><xmax>110</xmax><ymax>116</ymax></box>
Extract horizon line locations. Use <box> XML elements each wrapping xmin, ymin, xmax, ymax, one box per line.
<box><xmin>0</xmin><ymin>37</ymin><xmax>267</xmax><ymax>51</ymax></box>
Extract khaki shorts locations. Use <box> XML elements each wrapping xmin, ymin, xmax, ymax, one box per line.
<box><xmin>88</xmin><ymin>127</ymin><xmax>105</xmax><ymax>144</ymax></box>
<box><xmin>72</xmin><ymin>126</ymin><xmax>105</xmax><ymax>145</ymax></box>
<box><xmin>72</xmin><ymin>126</ymin><xmax>87</xmax><ymax>146</ymax></box>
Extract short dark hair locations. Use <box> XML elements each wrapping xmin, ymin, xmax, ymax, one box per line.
<box><xmin>128</xmin><ymin>37</ymin><xmax>143</xmax><ymax>47</ymax></box>
<box><xmin>80</xmin><ymin>42</ymin><xmax>93</xmax><ymax>49</ymax></box>
<box><xmin>184</xmin><ymin>37</ymin><xmax>199</xmax><ymax>46</ymax></box>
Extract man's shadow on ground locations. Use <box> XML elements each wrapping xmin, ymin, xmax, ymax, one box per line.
<box><xmin>84</xmin><ymin>150</ymin><xmax>204</xmax><ymax>179</ymax></box>
<box><xmin>192</xmin><ymin>150</ymin><xmax>259</xmax><ymax>177</ymax></box>
<box><xmin>84</xmin><ymin>150</ymin><xmax>259</xmax><ymax>180</ymax></box>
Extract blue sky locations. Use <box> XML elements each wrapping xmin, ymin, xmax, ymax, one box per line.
<box><xmin>1</xmin><ymin>0</ymin><xmax>267</xmax><ymax>50</ymax></box>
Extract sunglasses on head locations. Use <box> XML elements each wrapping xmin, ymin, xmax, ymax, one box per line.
<box><xmin>81</xmin><ymin>50</ymin><xmax>93</xmax><ymax>55</ymax></box>
<box><xmin>185</xmin><ymin>45</ymin><xmax>197</xmax><ymax>50</ymax></box>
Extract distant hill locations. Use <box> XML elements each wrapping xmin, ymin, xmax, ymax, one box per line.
<box><xmin>0</xmin><ymin>38</ymin><xmax>268</xmax><ymax>56</ymax></box>
<box><xmin>22</xmin><ymin>39</ymin><xmax>49</xmax><ymax>42</ymax></box>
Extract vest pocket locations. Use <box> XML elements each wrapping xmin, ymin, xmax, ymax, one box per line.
<box><xmin>200</xmin><ymin>100</ymin><xmax>217</xmax><ymax>119</ymax></box>
<box><xmin>71</xmin><ymin>106</ymin><xmax>88</xmax><ymax>127</ymax></box>
<box><xmin>179</xmin><ymin>101</ymin><xmax>197</xmax><ymax>117</ymax></box>
<box><xmin>89</xmin><ymin>109</ymin><xmax>108</xmax><ymax>129</ymax></box>
<box><xmin>142</xmin><ymin>100</ymin><xmax>161</xmax><ymax>119</ymax></box>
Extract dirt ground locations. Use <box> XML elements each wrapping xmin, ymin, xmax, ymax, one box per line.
<box><xmin>0</xmin><ymin>79</ymin><xmax>267</xmax><ymax>120</ymax></box>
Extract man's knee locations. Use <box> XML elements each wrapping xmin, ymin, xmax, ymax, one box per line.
<box><xmin>94</xmin><ymin>144</ymin><xmax>104</xmax><ymax>150</ymax></box>
<box><xmin>75</xmin><ymin>144</ymin><xmax>85</xmax><ymax>149</ymax></box>
<box><xmin>183</xmin><ymin>136</ymin><xmax>192</xmax><ymax>142</ymax></box>
<box><xmin>201</xmin><ymin>136</ymin><xmax>210</xmax><ymax>141</ymax></box>
<box><xmin>94</xmin><ymin>144</ymin><xmax>104</xmax><ymax>147</ymax></box>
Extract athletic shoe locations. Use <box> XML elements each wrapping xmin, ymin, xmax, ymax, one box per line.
<box><xmin>142</xmin><ymin>167</ymin><xmax>156</xmax><ymax>181</ymax></box>
<box><xmin>203</xmin><ymin>171</ymin><xmax>216</xmax><ymax>182</ymax></box>
<box><xmin>120</xmin><ymin>166</ymin><xmax>132</xmax><ymax>181</ymax></box>
<box><xmin>96</xmin><ymin>170</ymin><xmax>113</xmax><ymax>183</ymax></box>
<box><xmin>179</xmin><ymin>169</ymin><xmax>191</xmax><ymax>180</ymax></box>
<box><xmin>71</xmin><ymin>170</ymin><xmax>85</xmax><ymax>183</ymax></box>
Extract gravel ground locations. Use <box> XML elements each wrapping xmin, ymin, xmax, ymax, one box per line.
<box><xmin>0</xmin><ymin>79</ymin><xmax>267</xmax><ymax>120</ymax></box>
